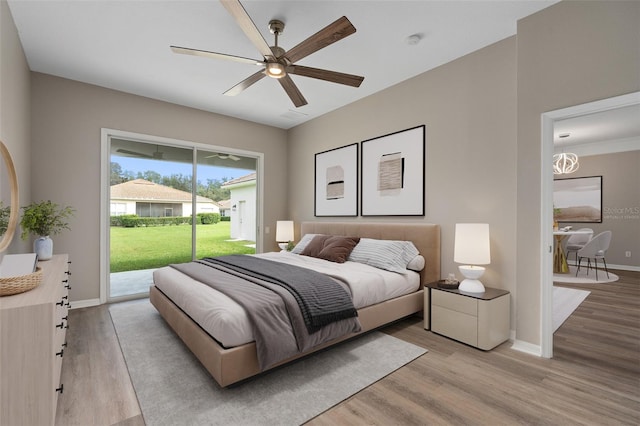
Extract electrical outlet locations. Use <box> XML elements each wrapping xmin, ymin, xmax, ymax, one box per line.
<box><xmin>625</xmin><ymin>251</ymin><xmax>631</xmax><ymax>258</ymax></box>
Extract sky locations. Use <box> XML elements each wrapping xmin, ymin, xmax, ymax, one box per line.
<box><xmin>112</xmin><ymin>155</ymin><xmax>253</xmax><ymax>183</ymax></box>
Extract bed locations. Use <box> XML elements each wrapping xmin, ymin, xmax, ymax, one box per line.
<box><xmin>150</xmin><ymin>221</ymin><xmax>440</xmax><ymax>387</ymax></box>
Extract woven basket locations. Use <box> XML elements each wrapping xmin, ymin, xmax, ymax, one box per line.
<box><xmin>0</xmin><ymin>267</ymin><xmax>43</xmax><ymax>296</ymax></box>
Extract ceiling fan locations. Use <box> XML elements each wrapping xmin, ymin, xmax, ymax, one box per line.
<box><xmin>170</xmin><ymin>0</ymin><xmax>365</xmax><ymax>107</ymax></box>
<box><xmin>205</xmin><ymin>152</ymin><xmax>241</xmax><ymax>161</ymax></box>
<box><xmin>116</xmin><ymin>146</ymin><xmax>164</xmax><ymax>159</ymax></box>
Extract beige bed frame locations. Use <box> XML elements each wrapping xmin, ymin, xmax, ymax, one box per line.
<box><xmin>150</xmin><ymin>222</ymin><xmax>441</xmax><ymax>387</ymax></box>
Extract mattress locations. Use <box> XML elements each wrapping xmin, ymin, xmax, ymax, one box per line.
<box><xmin>152</xmin><ymin>251</ymin><xmax>420</xmax><ymax>348</ymax></box>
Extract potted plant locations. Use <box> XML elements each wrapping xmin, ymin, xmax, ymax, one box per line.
<box><xmin>20</xmin><ymin>200</ymin><xmax>74</xmax><ymax>260</ymax></box>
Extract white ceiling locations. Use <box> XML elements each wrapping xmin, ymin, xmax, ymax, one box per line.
<box><xmin>554</xmin><ymin>104</ymin><xmax>640</xmax><ymax>156</ymax></box>
<box><xmin>8</xmin><ymin>0</ymin><xmax>558</xmax><ymax>129</ymax></box>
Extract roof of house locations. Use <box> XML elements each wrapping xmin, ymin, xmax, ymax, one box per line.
<box><xmin>222</xmin><ymin>172</ymin><xmax>256</xmax><ymax>188</ymax></box>
<box><xmin>217</xmin><ymin>199</ymin><xmax>231</xmax><ymax>209</ymax></box>
<box><xmin>111</xmin><ymin>179</ymin><xmax>215</xmax><ymax>203</ymax></box>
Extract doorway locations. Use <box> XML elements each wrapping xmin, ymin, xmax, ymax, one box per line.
<box><xmin>100</xmin><ymin>129</ymin><xmax>263</xmax><ymax>303</ymax></box>
<box><xmin>540</xmin><ymin>91</ymin><xmax>640</xmax><ymax>357</ymax></box>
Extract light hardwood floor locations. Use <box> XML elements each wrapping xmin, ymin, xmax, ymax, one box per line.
<box><xmin>56</xmin><ymin>269</ymin><xmax>639</xmax><ymax>425</ymax></box>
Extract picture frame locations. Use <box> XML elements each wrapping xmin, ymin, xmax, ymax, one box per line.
<box><xmin>361</xmin><ymin>125</ymin><xmax>425</xmax><ymax>216</ymax></box>
<box><xmin>314</xmin><ymin>143</ymin><xmax>358</xmax><ymax>216</ymax></box>
<box><xmin>553</xmin><ymin>175</ymin><xmax>603</xmax><ymax>223</ymax></box>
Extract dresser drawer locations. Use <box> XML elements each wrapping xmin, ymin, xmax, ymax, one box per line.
<box><xmin>431</xmin><ymin>305</ymin><xmax>478</xmax><ymax>346</ymax></box>
<box><xmin>432</xmin><ymin>290</ymin><xmax>477</xmax><ymax>316</ymax></box>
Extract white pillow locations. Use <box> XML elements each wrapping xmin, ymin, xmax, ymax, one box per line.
<box><xmin>291</xmin><ymin>234</ymin><xmax>320</xmax><ymax>254</ymax></box>
<box><xmin>407</xmin><ymin>255</ymin><xmax>425</xmax><ymax>272</ymax></box>
<box><xmin>348</xmin><ymin>238</ymin><xmax>419</xmax><ymax>273</ymax></box>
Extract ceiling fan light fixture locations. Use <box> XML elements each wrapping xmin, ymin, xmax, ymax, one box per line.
<box><xmin>265</xmin><ymin>62</ymin><xmax>286</xmax><ymax>78</ymax></box>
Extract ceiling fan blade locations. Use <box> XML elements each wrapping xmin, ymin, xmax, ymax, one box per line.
<box><xmin>116</xmin><ymin>149</ymin><xmax>152</xmax><ymax>158</ymax></box>
<box><xmin>220</xmin><ymin>0</ymin><xmax>275</xmax><ymax>61</ymax></box>
<box><xmin>285</xmin><ymin>16</ymin><xmax>356</xmax><ymax>64</ymax></box>
<box><xmin>170</xmin><ymin>46</ymin><xmax>263</xmax><ymax>66</ymax></box>
<box><xmin>287</xmin><ymin>65</ymin><xmax>364</xmax><ymax>87</ymax></box>
<box><xmin>224</xmin><ymin>70</ymin><xmax>267</xmax><ymax>96</ymax></box>
<box><xmin>278</xmin><ymin>76</ymin><xmax>308</xmax><ymax>108</ymax></box>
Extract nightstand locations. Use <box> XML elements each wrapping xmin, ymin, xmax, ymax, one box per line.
<box><xmin>424</xmin><ymin>282</ymin><xmax>510</xmax><ymax>350</ymax></box>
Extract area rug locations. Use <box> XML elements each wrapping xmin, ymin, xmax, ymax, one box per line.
<box><xmin>109</xmin><ymin>301</ymin><xmax>427</xmax><ymax>426</ymax></box>
<box><xmin>553</xmin><ymin>286</ymin><xmax>590</xmax><ymax>332</ymax></box>
<box><xmin>553</xmin><ymin>265</ymin><xmax>618</xmax><ymax>284</ymax></box>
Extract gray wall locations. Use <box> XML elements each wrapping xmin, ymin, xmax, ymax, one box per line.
<box><xmin>557</xmin><ymin>151</ymin><xmax>639</xmax><ymax>267</ymax></box>
<box><xmin>289</xmin><ymin>37</ymin><xmax>519</xmax><ymax>321</ymax></box>
<box><xmin>516</xmin><ymin>0</ymin><xmax>640</xmax><ymax>345</ymax></box>
<box><xmin>30</xmin><ymin>73</ymin><xmax>288</xmax><ymax>302</ymax></box>
<box><xmin>0</xmin><ymin>0</ymin><xmax>31</xmax><ymax>256</ymax></box>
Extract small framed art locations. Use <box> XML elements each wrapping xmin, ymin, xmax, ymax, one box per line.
<box><xmin>314</xmin><ymin>143</ymin><xmax>358</xmax><ymax>216</ymax></box>
<box><xmin>361</xmin><ymin>125</ymin><xmax>425</xmax><ymax>216</ymax></box>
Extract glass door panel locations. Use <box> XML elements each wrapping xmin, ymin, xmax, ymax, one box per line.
<box><xmin>194</xmin><ymin>149</ymin><xmax>257</xmax><ymax>259</ymax></box>
<box><xmin>109</xmin><ymin>139</ymin><xmax>193</xmax><ymax>300</ymax></box>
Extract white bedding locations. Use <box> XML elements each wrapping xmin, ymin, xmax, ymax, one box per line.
<box><xmin>152</xmin><ymin>251</ymin><xmax>420</xmax><ymax>348</ymax></box>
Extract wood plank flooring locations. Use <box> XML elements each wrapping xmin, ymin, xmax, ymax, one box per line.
<box><xmin>55</xmin><ymin>269</ymin><xmax>639</xmax><ymax>425</ymax></box>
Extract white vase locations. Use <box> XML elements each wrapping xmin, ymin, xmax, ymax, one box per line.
<box><xmin>34</xmin><ymin>236</ymin><xmax>53</xmax><ymax>260</ymax></box>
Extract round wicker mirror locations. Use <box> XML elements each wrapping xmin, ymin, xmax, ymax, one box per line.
<box><xmin>0</xmin><ymin>140</ymin><xmax>19</xmax><ymax>252</ymax></box>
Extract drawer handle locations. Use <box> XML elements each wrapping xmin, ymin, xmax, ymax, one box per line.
<box><xmin>65</xmin><ymin>270</ymin><xmax>72</xmax><ymax>275</ymax></box>
<box><xmin>56</xmin><ymin>322</ymin><xmax>64</xmax><ymax>329</ymax></box>
<box><xmin>62</xmin><ymin>341</ymin><xmax>67</xmax><ymax>348</ymax></box>
<box><xmin>62</xmin><ymin>279</ymin><xmax>68</xmax><ymax>283</ymax></box>
<box><xmin>62</xmin><ymin>316</ymin><xmax>68</xmax><ymax>321</ymax></box>
<box><xmin>65</xmin><ymin>284</ymin><xmax>71</xmax><ymax>290</ymax></box>
<box><xmin>56</xmin><ymin>300</ymin><xmax>64</xmax><ymax>307</ymax></box>
<box><xmin>56</xmin><ymin>384</ymin><xmax>64</xmax><ymax>394</ymax></box>
<box><xmin>66</xmin><ymin>302</ymin><xmax>71</xmax><ymax>308</ymax></box>
<box><xmin>62</xmin><ymin>295</ymin><xmax>68</xmax><ymax>300</ymax></box>
<box><xmin>56</xmin><ymin>348</ymin><xmax>64</xmax><ymax>357</ymax></box>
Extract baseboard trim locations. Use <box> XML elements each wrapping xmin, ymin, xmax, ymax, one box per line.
<box><xmin>511</xmin><ymin>339</ymin><xmax>542</xmax><ymax>357</ymax></box>
<box><xmin>70</xmin><ymin>298</ymin><xmax>101</xmax><ymax>310</ymax></box>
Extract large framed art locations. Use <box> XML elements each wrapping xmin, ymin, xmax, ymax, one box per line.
<box><xmin>314</xmin><ymin>143</ymin><xmax>358</xmax><ymax>216</ymax></box>
<box><xmin>361</xmin><ymin>125</ymin><xmax>425</xmax><ymax>216</ymax></box>
<box><xmin>553</xmin><ymin>175</ymin><xmax>603</xmax><ymax>223</ymax></box>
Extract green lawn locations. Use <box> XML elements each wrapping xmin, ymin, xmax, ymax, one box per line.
<box><xmin>110</xmin><ymin>221</ymin><xmax>254</xmax><ymax>272</ymax></box>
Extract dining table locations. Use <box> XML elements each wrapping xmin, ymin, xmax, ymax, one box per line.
<box><xmin>553</xmin><ymin>229</ymin><xmax>593</xmax><ymax>274</ymax></box>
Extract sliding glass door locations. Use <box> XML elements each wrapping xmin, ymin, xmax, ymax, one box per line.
<box><xmin>105</xmin><ymin>135</ymin><xmax>258</xmax><ymax>301</ymax></box>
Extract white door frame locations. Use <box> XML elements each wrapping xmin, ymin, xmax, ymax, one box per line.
<box><xmin>100</xmin><ymin>128</ymin><xmax>264</xmax><ymax>304</ymax></box>
<box><xmin>539</xmin><ymin>91</ymin><xmax>640</xmax><ymax>358</ymax></box>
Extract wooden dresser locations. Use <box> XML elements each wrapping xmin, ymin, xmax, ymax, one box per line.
<box><xmin>1</xmin><ymin>254</ymin><xmax>70</xmax><ymax>425</ymax></box>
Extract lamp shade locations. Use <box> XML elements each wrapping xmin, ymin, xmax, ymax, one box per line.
<box><xmin>454</xmin><ymin>223</ymin><xmax>490</xmax><ymax>265</ymax></box>
<box><xmin>275</xmin><ymin>220</ymin><xmax>294</xmax><ymax>242</ymax></box>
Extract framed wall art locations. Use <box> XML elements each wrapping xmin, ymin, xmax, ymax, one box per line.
<box><xmin>361</xmin><ymin>125</ymin><xmax>425</xmax><ymax>216</ymax></box>
<box><xmin>553</xmin><ymin>175</ymin><xmax>603</xmax><ymax>223</ymax></box>
<box><xmin>314</xmin><ymin>143</ymin><xmax>358</xmax><ymax>216</ymax></box>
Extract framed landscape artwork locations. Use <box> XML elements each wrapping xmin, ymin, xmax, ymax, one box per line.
<box><xmin>361</xmin><ymin>125</ymin><xmax>425</xmax><ymax>216</ymax></box>
<box><xmin>314</xmin><ymin>143</ymin><xmax>358</xmax><ymax>216</ymax></box>
<box><xmin>553</xmin><ymin>175</ymin><xmax>603</xmax><ymax>223</ymax></box>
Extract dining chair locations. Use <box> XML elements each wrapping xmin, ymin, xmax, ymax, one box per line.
<box><xmin>576</xmin><ymin>230</ymin><xmax>612</xmax><ymax>281</ymax></box>
<box><xmin>565</xmin><ymin>228</ymin><xmax>593</xmax><ymax>265</ymax></box>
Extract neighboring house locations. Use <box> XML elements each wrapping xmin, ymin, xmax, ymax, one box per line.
<box><xmin>217</xmin><ymin>199</ymin><xmax>231</xmax><ymax>217</ymax></box>
<box><xmin>110</xmin><ymin>179</ymin><xmax>219</xmax><ymax>217</ymax></box>
<box><xmin>222</xmin><ymin>173</ymin><xmax>256</xmax><ymax>242</ymax></box>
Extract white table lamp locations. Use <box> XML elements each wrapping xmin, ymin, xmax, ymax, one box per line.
<box><xmin>454</xmin><ymin>223</ymin><xmax>491</xmax><ymax>293</ymax></box>
<box><xmin>276</xmin><ymin>220</ymin><xmax>294</xmax><ymax>251</ymax></box>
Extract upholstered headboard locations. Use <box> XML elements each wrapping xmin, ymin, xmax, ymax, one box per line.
<box><xmin>300</xmin><ymin>222</ymin><xmax>441</xmax><ymax>286</ymax></box>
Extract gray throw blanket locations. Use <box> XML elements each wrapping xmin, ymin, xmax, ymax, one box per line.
<box><xmin>201</xmin><ymin>255</ymin><xmax>358</xmax><ymax>333</ymax></box>
<box><xmin>170</xmin><ymin>255</ymin><xmax>361</xmax><ymax>370</ymax></box>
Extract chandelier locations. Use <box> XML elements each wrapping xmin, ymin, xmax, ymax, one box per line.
<box><xmin>553</xmin><ymin>152</ymin><xmax>579</xmax><ymax>175</ymax></box>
